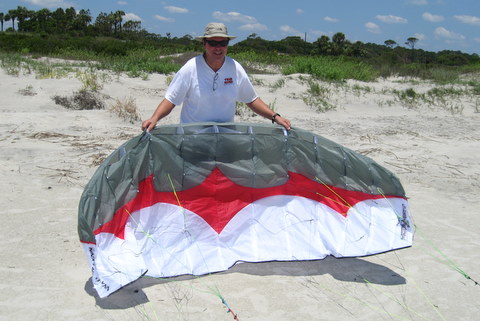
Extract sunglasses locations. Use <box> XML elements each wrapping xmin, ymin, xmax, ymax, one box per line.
<box><xmin>205</xmin><ymin>39</ymin><xmax>229</xmax><ymax>47</ymax></box>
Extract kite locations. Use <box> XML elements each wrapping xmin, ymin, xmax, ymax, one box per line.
<box><xmin>78</xmin><ymin>123</ymin><xmax>413</xmax><ymax>298</ymax></box>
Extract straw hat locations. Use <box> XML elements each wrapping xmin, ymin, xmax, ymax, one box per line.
<box><xmin>196</xmin><ymin>22</ymin><xmax>236</xmax><ymax>41</ymax></box>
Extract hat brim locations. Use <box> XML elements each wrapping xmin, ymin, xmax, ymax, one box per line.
<box><xmin>196</xmin><ymin>34</ymin><xmax>236</xmax><ymax>41</ymax></box>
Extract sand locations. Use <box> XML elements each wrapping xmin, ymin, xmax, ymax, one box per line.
<box><xmin>0</xmin><ymin>63</ymin><xmax>479</xmax><ymax>321</ymax></box>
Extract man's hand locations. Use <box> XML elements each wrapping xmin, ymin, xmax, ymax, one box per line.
<box><xmin>141</xmin><ymin>99</ymin><xmax>176</xmax><ymax>132</ymax></box>
<box><xmin>141</xmin><ymin>118</ymin><xmax>157</xmax><ymax>132</ymax></box>
<box><xmin>274</xmin><ymin>115</ymin><xmax>291</xmax><ymax>131</ymax></box>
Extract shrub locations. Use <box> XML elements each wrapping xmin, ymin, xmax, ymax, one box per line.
<box><xmin>109</xmin><ymin>97</ymin><xmax>141</xmax><ymax>123</ymax></box>
<box><xmin>53</xmin><ymin>89</ymin><xmax>105</xmax><ymax>110</ymax></box>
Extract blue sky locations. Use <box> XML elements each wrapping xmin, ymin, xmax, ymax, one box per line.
<box><xmin>1</xmin><ymin>0</ymin><xmax>479</xmax><ymax>54</ymax></box>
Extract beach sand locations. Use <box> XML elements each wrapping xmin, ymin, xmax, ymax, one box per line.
<box><xmin>0</xmin><ymin>65</ymin><xmax>479</xmax><ymax>320</ymax></box>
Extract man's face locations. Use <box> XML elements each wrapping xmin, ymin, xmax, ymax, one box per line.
<box><xmin>204</xmin><ymin>37</ymin><xmax>229</xmax><ymax>59</ymax></box>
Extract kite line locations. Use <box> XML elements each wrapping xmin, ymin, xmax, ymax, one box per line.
<box><xmin>374</xmin><ymin>188</ymin><xmax>479</xmax><ymax>287</ymax></box>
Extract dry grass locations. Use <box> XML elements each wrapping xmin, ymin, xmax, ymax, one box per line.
<box><xmin>52</xmin><ymin>89</ymin><xmax>106</xmax><ymax>110</ymax></box>
<box><xmin>109</xmin><ymin>96</ymin><xmax>141</xmax><ymax>123</ymax></box>
<box><xmin>17</xmin><ymin>84</ymin><xmax>37</xmax><ymax>96</ymax></box>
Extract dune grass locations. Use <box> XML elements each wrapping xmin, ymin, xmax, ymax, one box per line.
<box><xmin>1</xmin><ymin>48</ymin><xmax>479</xmax><ymax>115</ymax></box>
<box><xmin>282</xmin><ymin>56</ymin><xmax>379</xmax><ymax>82</ymax></box>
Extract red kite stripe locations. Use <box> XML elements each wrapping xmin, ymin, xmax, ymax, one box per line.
<box><xmin>94</xmin><ymin>168</ymin><xmax>398</xmax><ymax>239</ymax></box>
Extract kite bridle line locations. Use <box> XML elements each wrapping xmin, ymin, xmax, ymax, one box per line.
<box><xmin>120</xmin><ymin>174</ymin><xmax>242</xmax><ymax>320</ymax></box>
<box><xmin>166</xmin><ymin>173</ymin><xmax>242</xmax><ymax>320</ymax></box>
<box><xmin>363</xmin><ymin>251</ymin><xmax>447</xmax><ymax>321</ymax></box>
<box><xmin>124</xmin><ymin>172</ymin><xmax>471</xmax><ymax>321</ymax></box>
<box><xmin>303</xmin><ymin>275</ymin><xmax>414</xmax><ymax>321</ymax></box>
<box><xmin>374</xmin><ymin>188</ymin><xmax>479</xmax><ymax>287</ymax></box>
<box><xmin>119</xmin><ymin>179</ymin><xmax>454</xmax><ymax>320</ymax></box>
<box><xmin>312</xmin><ymin>177</ymin><xmax>451</xmax><ymax>319</ymax></box>
<box><xmin>414</xmin><ymin>226</ymin><xmax>479</xmax><ymax>287</ymax></box>
<box><xmin>124</xmin><ymin>205</ymin><xmax>242</xmax><ymax>320</ymax></box>
<box><xmin>362</xmin><ymin>277</ymin><xmax>445</xmax><ymax>321</ymax></box>
<box><xmin>313</xmin><ymin>176</ymin><xmax>410</xmax><ymax>246</ymax></box>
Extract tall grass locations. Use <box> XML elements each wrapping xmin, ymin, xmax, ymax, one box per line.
<box><xmin>98</xmin><ymin>48</ymin><xmax>181</xmax><ymax>76</ymax></box>
<box><xmin>302</xmin><ymin>78</ymin><xmax>336</xmax><ymax>112</ymax></box>
<box><xmin>230</xmin><ymin>51</ymin><xmax>291</xmax><ymax>66</ymax></box>
<box><xmin>54</xmin><ymin>48</ymin><xmax>181</xmax><ymax>75</ymax></box>
<box><xmin>372</xmin><ymin>61</ymin><xmax>480</xmax><ymax>84</ymax></box>
<box><xmin>391</xmin><ymin>85</ymin><xmax>473</xmax><ymax>114</ymax></box>
<box><xmin>2</xmin><ymin>45</ymin><xmax>479</xmax><ymax>86</ymax></box>
<box><xmin>0</xmin><ymin>48</ymin><xmax>181</xmax><ymax>78</ymax></box>
<box><xmin>282</xmin><ymin>56</ymin><xmax>379</xmax><ymax>82</ymax></box>
<box><xmin>0</xmin><ymin>51</ymin><xmax>76</xmax><ymax>77</ymax></box>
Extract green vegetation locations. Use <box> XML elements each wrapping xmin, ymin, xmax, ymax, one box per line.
<box><xmin>302</xmin><ymin>79</ymin><xmax>336</xmax><ymax>112</ymax></box>
<box><xmin>391</xmin><ymin>85</ymin><xmax>472</xmax><ymax>114</ymax></box>
<box><xmin>282</xmin><ymin>56</ymin><xmax>378</xmax><ymax>81</ymax></box>
<box><xmin>1</xmin><ymin>5</ymin><xmax>479</xmax><ymax>115</ymax></box>
<box><xmin>1</xmin><ymin>5</ymin><xmax>479</xmax><ymax>83</ymax></box>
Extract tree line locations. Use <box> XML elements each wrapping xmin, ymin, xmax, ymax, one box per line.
<box><xmin>1</xmin><ymin>5</ymin><xmax>479</xmax><ymax>67</ymax></box>
<box><xmin>0</xmin><ymin>6</ymin><xmax>144</xmax><ymax>37</ymax></box>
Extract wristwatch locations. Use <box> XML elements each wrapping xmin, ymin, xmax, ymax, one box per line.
<box><xmin>271</xmin><ymin>113</ymin><xmax>281</xmax><ymax>123</ymax></box>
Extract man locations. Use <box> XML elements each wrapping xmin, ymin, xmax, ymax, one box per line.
<box><xmin>141</xmin><ymin>22</ymin><xmax>291</xmax><ymax>131</ymax></box>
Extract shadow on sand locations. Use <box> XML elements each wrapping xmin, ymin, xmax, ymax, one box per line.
<box><xmin>85</xmin><ymin>256</ymin><xmax>406</xmax><ymax>309</ymax></box>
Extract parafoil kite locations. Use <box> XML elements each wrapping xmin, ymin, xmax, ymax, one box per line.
<box><xmin>78</xmin><ymin>123</ymin><xmax>413</xmax><ymax>298</ymax></box>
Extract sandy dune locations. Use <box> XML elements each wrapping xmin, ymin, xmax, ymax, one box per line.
<box><xmin>0</xmin><ymin>65</ymin><xmax>479</xmax><ymax>320</ymax></box>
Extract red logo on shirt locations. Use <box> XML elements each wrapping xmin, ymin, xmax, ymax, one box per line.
<box><xmin>224</xmin><ymin>78</ymin><xmax>233</xmax><ymax>85</ymax></box>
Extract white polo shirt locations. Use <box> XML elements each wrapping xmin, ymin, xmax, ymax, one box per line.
<box><xmin>165</xmin><ymin>55</ymin><xmax>258</xmax><ymax>123</ymax></box>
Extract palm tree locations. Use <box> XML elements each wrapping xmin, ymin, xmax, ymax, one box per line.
<box><xmin>123</xmin><ymin>20</ymin><xmax>141</xmax><ymax>33</ymax></box>
<box><xmin>114</xmin><ymin>10</ymin><xmax>125</xmax><ymax>34</ymax></box>
<box><xmin>332</xmin><ymin>32</ymin><xmax>346</xmax><ymax>55</ymax></box>
<box><xmin>35</xmin><ymin>8</ymin><xmax>52</xmax><ymax>33</ymax></box>
<box><xmin>0</xmin><ymin>12</ymin><xmax>4</xmax><ymax>32</ymax></box>
<box><xmin>15</xmin><ymin>6</ymin><xmax>29</xmax><ymax>32</ymax></box>
<box><xmin>65</xmin><ymin>7</ymin><xmax>76</xmax><ymax>31</ymax></box>
<box><xmin>314</xmin><ymin>35</ymin><xmax>331</xmax><ymax>55</ymax></box>
<box><xmin>74</xmin><ymin>9</ymin><xmax>92</xmax><ymax>32</ymax></box>
<box><xmin>95</xmin><ymin>12</ymin><xmax>113</xmax><ymax>35</ymax></box>
<box><xmin>6</xmin><ymin>9</ymin><xmax>17</xmax><ymax>31</ymax></box>
<box><xmin>52</xmin><ymin>8</ymin><xmax>66</xmax><ymax>33</ymax></box>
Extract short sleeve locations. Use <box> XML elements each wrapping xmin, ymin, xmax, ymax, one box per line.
<box><xmin>234</xmin><ymin>61</ymin><xmax>258</xmax><ymax>103</ymax></box>
<box><xmin>165</xmin><ymin>60</ymin><xmax>194</xmax><ymax>106</ymax></box>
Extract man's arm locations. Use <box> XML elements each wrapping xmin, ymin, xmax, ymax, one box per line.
<box><xmin>141</xmin><ymin>99</ymin><xmax>176</xmax><ymax>132</ymax></box>
<box><xmin>247</xmin><ymin>98</ymin><xmax>291</xmax><ymax>130</ymax></box>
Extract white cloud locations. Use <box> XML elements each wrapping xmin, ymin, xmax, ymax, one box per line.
<box><xmin>154</xmin><ymin>15</ymin><xmax>175</xmax><ymax>23</ymax></box>
<box><xmin>474</xmin><ymin>37</ymin><xmax>480</xmax><ymax>43</ymax></box>
<box><xmin>117</xmin><ymin>1</ymin><xmax>128</xmax><ymax>5</ymax></box>
<box><xmin>454</xmin><ymin>15</ymin><xmax>480</xmax><ymax>26</ymax></box>
<box><xmin>296</xmin><ymin>9</ymin><xmax>304</xmax><ymax>15</ymax></box>
<box><xmin>164</xmin><ymin>6</ymin><xmax>188</xmax><ymax>14</ymax></box>
<box><xmin>434</xmin><ymin>27</ymin><xmax>465</xmax><ymax>40</ymax></box>
<box><xmin>413</xmin><ymin>33</ymin><xmax>426</xmax><ymax>41</ymax></box>
<box><xmin>376</xmin><ymin>15</ymin><xmax>408</xmax><ymax>24</ymax></box>
<box><xmin>406</xmin><ymin>0</ymin><xmax>428</xmax><ymax>5</ymax></box>
<box><xmin>324</xmin><ymin>16</ymin><xmax>339</xmax><ymax>23</ymax></box>
<box><xmin>310</xmin><ymin>30</ymin><xmax>327</xmax><ymax>38</ymax></box>
<box><xmin>411</xmin><ymin>0</ymin><xmax>427</xmax><ymax>4</ymax></box>
<box><xmin>23</xmin><ymin>0</ymin><xmax>73</xmax><ymax>7</ymax></box>
<box><xmin>238</xmin><ymin>23</ymin><xmax>268</xmax><ymax>32</ymax></box>
<box><xmin>365</xmin><ymin>22</ymin><xmax>381</xmax><ymax>34</ymax></box>
<box><xmin>280</xmin><ymin>25</ymin><xmax>301</xmax><ymax>35</ymax></box>
<box><xmin>422</xmin><ymin>12</ymin><xmax>444</xmax><ymax>22</ymax></box>
<box><xmin>212</xmin><ymin>11</ymin><xmax>257</xmax><ymax>24</ymax></box>
<box><xmin>123</xmin><ymin>13</ymin><xmax>142</xmax><ymax>22</ymax></box>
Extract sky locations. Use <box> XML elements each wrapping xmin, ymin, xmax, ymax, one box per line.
<box><xmin>1</xmin><ymin>0</ymin><xmax>479</xmax><ymax>54</ymax></box>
